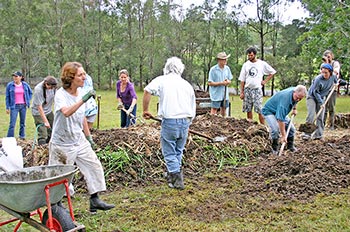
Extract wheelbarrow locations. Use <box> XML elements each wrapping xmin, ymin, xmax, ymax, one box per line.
<box><xmin>0</xmin><ymin>165</ymin><xmax>85</xmax><ymax>232</ymax></box>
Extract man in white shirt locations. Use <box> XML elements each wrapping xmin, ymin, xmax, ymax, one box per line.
<box><xmin>239</xmin><ymin>47</ymin><xmax>276</xmax><ymax>124</ymax></box>
<box><xmin>143</xmin><ymin>57</ymin><xmax>196</xmax><ymax>190</ymax></box>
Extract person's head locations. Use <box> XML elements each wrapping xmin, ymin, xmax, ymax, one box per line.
<box><xmin>43</xmin><ymin>76</ymin><xmax>58</xmax><ymax>89</ymax></box>
<box><xmin>323</xmin><ymin>50</ymin><xmax>334</xmax><ymax>62</ymax></box>
<box><xmin>320</xmin><ymin>63</ymin><xmax>333</xmax><ymax>79</ymax></box>
<box><xmin>163</xmin><ymin>57</ymin><xmax>185</xmax><ymax>75</ymax></box>
<box><xmin>293</xmin><ymin>85</ymin><xmax>307</xmax><ymax>102</ymax></box>
<box><xmin>246</xmin><ymin>47</ymin><xmax>257</xmax><ymax>62</ymax></box>
<box><xmin>12</xmin><ymin>71</ymin><xmax>24</xmax><ymax>83</ymax></box>
<box><xmin>61</xmin><ymin>62</ymin><xmax>86</xmax><ymax>89</ymax></box>
<box><xmin>118</xmin><ymin>69</ymin><xmax>129</xmax><ymax>83</ymax></box>
<box><xmin>216</xmin><ymin>52</ymin><xmax>230</xmax><ymax>68</ymax></box>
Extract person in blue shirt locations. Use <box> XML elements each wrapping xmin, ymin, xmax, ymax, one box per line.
<box><xmin>5</xmin><ymin>71</ymin><xmax>33</xmax><ymax>139</ymax></box>
<box><xmin>262</xmin><ymin>85</ymin><xmax>307</xmax><ymax>155</ymax></box>
<box><xmin>303</xmin><ymin>63</ymin><xmax>337</xmax><ymax>140</ymax></box>
<box><xmin>208</xmin><ymin>52</ymin><xmax>233</xmax><ymax>116</ymax></box>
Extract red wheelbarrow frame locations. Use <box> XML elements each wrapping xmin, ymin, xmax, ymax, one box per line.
<box><xmin>0</xmin><ymin>178</ymin><xmax>85</xmax><ymax>232</ymax></box>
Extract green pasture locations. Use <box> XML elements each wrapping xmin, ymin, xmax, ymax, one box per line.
<box><xmin>0</xmin><ymin>89</ymin><xmax>349</xmax><ymax>139</ymax></box>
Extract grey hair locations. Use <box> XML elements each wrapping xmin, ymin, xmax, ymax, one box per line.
<box><xmin>163</xmin><ymin>57</ymin><xmax>185</xmax><ymax>75</ymax></box>
<box><xmin>294</xmin><ymin>85</ymin><xmax>307</xmax><ymax>96</ymax></box>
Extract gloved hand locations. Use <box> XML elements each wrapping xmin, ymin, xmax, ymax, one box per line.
<box><xmin>82</xmin><ymin>90</ymin><xmax>96</xmax><ymax>103</ymax></box>
<box><xmin>126</xmin><ymin>105</ymin><xmax>134</xmax><ymax>115</ymax></box>
<box><xmin>117</xmin><ymin>102</ymin><xmax>124</xmax><ymax>110</ymax></box>
<box><xmin>86</xmin><ymin>135</ymin><xmax>96</xmax><ymax>148</ymax></box>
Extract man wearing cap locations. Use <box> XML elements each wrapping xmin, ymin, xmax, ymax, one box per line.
<box><xmin>239</xmin><ymin>47</ymin><xmax>276</xmax><ymax>124</ymax></box>
<box><xmin>5</xmin><ymin>71</ymin><xmax>32</xmax><ymax>139</ymax></box>
<box><xmin>208</xmin><ymin>52</ymin><xmax>233</xmax><ymax>116</ymax></box>
<box><xmin>302</xmin><ymin>63</ymin><xmax>338</xmax><ymax>140</ymax></box>
<box><xmin>31</xmin><ymin>76</ymin><xmax>58</xmax><ymax>145</ymax></box>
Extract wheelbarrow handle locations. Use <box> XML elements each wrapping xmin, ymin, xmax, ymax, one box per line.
<box><xmin>278</xmin><ymin>114</ymin><xmax>295</xmax><ymax>156</ymax></box>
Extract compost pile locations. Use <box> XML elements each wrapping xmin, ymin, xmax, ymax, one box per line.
<box><xmin>19</xmin><ymin>113</ymin><xmax>350</xmax><ymax>201</ymax></box>
<box><xmin>334</xmin><ymin>113</ymin><xmax>350</xmax><ymax>128</ymax></box>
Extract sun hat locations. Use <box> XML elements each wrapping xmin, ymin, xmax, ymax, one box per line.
<box><xmin>321</xmin><ymin>63</ymin><xmax>333</xmax><ymax>73</ymax></box>
<box><xmin>12</xmin><ymin>71</ymin><xmax>23</xmax><ymax>77</ymax></box>
<box><xmin>216</xmin><ymin>52</ymin><xmax>231</xmax><ymax>60</ymax></box>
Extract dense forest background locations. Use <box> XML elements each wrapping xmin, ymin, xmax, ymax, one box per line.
<box><xmin>0</xmin><ymin>0</ymin><xmax>349</xmax><ymax>94</ymax></box>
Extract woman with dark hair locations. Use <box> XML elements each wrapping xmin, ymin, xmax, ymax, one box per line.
<box><xmin>49</xmin><ymin>61</ymin><xmax>115</xmax><ymax>213</ymax></box>
<box><xmin>116</xmin><ymin>69</ymin><xmax>137</xmax><ymax>127</ymax></box>
<box><xmin>5</xmin><ymin>71</ymin><xmax>32</xmax><ymax>139</ymax></box>
<box><xmin>31</xmin><ymin>76</ymin><xmax>58</xmax><ymax>145</ymax></box>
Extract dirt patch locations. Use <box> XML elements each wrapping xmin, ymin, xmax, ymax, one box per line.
<box><xmin>19</xmin><ymin>114</ymin><xmax>350</xmax><ymax>205</ymax></box>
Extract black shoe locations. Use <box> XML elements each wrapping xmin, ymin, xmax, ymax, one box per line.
<box><xmin>89</xmin><ymin>198</ymin><xmax>115</xmax><ymax>213</ymax></box>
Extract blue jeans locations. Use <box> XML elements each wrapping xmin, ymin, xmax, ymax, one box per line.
<box><xmin>264</xmin><ymin>114</ymin><xmax>295</xmax><ymax>140</ymax></box>
<box><xmin>7</xmin><ymin>104</ymin><xmax>27</xmax><ymax>138</ymax></box>
<box><xmin>120</xmin><ymin>104</ymin><xmax>137</xmax><ymax>128</ymax></box>
<box><xmin>160</xmin><ymin>118</ymin><xmax>190</xmax><ymax>173</ymax></box>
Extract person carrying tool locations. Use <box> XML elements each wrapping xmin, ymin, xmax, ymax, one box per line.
<box><xmin>262</xmin><ymin>85</ymin><xmax>307</xmax><ymax>155</ymax></box>
<box><xmin>82</xmin><ymin>73</ymin><xmax>98</xmax><ymax>130</ymax></box>
<box><xmin>142</xmin><ymin>57</ymin><xmax>196</xmax><ymax>190</ymax></box>
<box><xmin>239</xmin><ymin>47</ymin><xmax>276</xmax><ymax>124</ymax></box>
<box><xmin>49</xmin><ymin>62</ymin><xmax>115</xmax><ymax>213</ymax></box>
<box><xmin>116</xmin><ymin>69</ymin><xmax>137</xmax><ymax>128</ymax></box>
<box><xmin>31</xmin><ymin>76</ymin><xmax>58</xmax><ymax>145</ymax></box>
<box><xmin>302</xmin><ymin>63</ymin><xmax>338</xmax><ymax>141</ymax></box>
<box><xmin>208</xmin><ymin>52</ymin><xmax>233</xmax><ymax>116</ymax></box>
<box><xmin>322</xmin><ymin>50</ymin><xmax>341</xmax><ymax>130</ymax></box>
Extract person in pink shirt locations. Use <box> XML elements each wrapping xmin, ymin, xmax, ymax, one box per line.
<box><xmin>5</xmin><ymin>71</ymin><xmax>32</xmax><ymax>139</ymax></box>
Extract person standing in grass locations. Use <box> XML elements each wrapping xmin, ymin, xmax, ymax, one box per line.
<box><xmin>239</xmin><ymin>47</ymin><xmax>276</xmax><ymax>124</ymax></box>
<box><xmin>116</xmin><ymin>69</ymin><xmax>137</xmax><ymax>128</ymax></box>
<box><xmin>5</xmin><ymin>71</ymin><xmax>32</xmax><ymax>140</ymax></box>
<box><xmin>49</xmin><ymin>61</ymin><xmax>115</xmax><ymax>213</ymax></box>
<box><xmin>31</xmin><ymin>76</ymin><xmax>58</xmax><ymax>145</ymax></box>
<box><xmin>208</xmin><ymin>52</ymin><xmax>232</xmax><ymax>116</ymax></box>
<box><xmin>143</xmin><ymin>57</ymin><xmax>196</xmax><ymax>190</ymax></box>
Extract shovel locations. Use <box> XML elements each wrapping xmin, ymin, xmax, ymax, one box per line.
<box><xmin>299</xmin><ymin>83</ymin><xmax>338</xmax><ymax>134</ymax></box>
<box><xmin>120</xmin><ymin>108</ymin><xmax>145</xmax><ymax>124</ymax></box>
<box><xmin>278</xmin><ymin>114</ymin><xmax>295</xmax><ymax>156</ymax></box>
<box><xmin>148</xmin><ymin>115</ymin><xmax>226</xmax><ymax>143</ymax></box>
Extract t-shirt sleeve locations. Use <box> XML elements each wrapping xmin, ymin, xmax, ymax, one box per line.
<box><xmin>144</xmin><ymin>78</ymin><xmax>161</xmax><ymax>97</ymax></box>
<box><xmin>263</xmin><ymin>62</ymin><xmax>277</xmax><ymax>75</ymax></box>
<box><xmin>238</xmin><ymin>63</ymin><xmax>246</xmax><ymax>82</ymax></box>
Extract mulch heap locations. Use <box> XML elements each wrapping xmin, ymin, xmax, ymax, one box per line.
<box><xmin>19</xmin><ymin>113</ymin><xmax>350</xmax><ymax>201</ymax></box>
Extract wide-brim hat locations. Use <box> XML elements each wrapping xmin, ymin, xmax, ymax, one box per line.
<box><xmin>217</xmin><ymin>52</ymin><xmax>231</xmax><ymax>60</ymax></box>
<box><xmin>12</xmin><ymin>71</ymin><xmax>23</xmax><ymax>77</ymax></box>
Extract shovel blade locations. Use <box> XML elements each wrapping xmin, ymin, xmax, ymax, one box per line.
<box><xmin>299</xmin><ymin>122</ymin><xmax>317</xmax><ymax>134</ymax></box>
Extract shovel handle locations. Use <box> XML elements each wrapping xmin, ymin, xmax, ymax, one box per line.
<box><xmin>278</xmin><ymin>114</ymin><xmax>295</xmax><ymax>156</ymax></box>
<box><xmin>313</xmin><ymin>83</ymin><xmax>338</xmax><ymax>123</ymax></box>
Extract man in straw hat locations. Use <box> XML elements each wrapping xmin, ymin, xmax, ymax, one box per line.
<box><xmin>239</xmin><ymin>47</ymin><xmax>276</xmax><ymax>124</ymax></box>
<box><xmin>208</xmin><ymin>52</ymin><xmax>233</xmax><ymax>116</ymax></box>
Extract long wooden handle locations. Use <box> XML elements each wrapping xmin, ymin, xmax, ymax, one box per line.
<box><xmin>278</xmin><ymin>114</ymin><xmax>295</xmax><ymax>156</ymax></box>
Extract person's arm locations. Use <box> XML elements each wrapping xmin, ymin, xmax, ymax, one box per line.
<box><xmin>61</xmin><ymin>90</ymin><xmax>95</xmax><ymax>117</ymax></box>
<box><xmin>142</xmin><ymin>90</ymin><xmax>152</xmax><ymax>119</ymax></box>
<box><xmin>277</xmin><ymin>120</ymin><xmax>287</xmax><ymax>143</ymax></box>
<box><xmin>240</xmin><ymin>81</ymin><xmax>245</xmax><ymax>100</ymax></box>
<box><xmin>262</xmin><ymin>73</ymin><xmax>274</xmax><ymax>85</ymax></box>
<box><xmin>38</xmin><ymin>105</ymin><xmax>50</xmax><ymax>128</ymax></box>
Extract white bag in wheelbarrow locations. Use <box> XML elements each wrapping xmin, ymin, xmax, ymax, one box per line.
<box><xmin>0</xmin><ymin>137</ymin><xmax>23</xmax><ymax>172</ymax></box>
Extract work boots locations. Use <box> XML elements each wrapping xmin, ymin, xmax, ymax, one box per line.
<box><xmin>167</xmin><ymin>171</ymin><xmax>184</xmax><ymax>190</ymax></box>
<box><xmin>90</xmin><ymin>197</ymin><xmax>115</xmax><ymax>213</ymax></box>
<box><xmin>287</xmin><ymin>137</ymin><xmax>297</xmax><ymax>152</ymax></box>
<box><xmin>272</xmin><ymin>139</ymin><xmax>279</xmax><ymax>155</ymax></box>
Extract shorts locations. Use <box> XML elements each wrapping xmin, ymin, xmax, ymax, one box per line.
<box><xmin>242</xmin><ymin>87</ymin><xmax>263</xmax><ymax>113</ymax></box>
<box><xmin>86</xmin><ymin>114</ymin><xmax>97</xmax><ymax>123</ymax></box>
<box><xmin>211</xmin><ymin>100</ymin><xmax>229</xmax><ymax>109</ymax></box>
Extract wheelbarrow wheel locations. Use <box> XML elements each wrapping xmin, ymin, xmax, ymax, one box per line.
<box><xmin>42</xmin><ymin>205</ymin><xmax>75</xmax><ymax>232</ymax></box>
